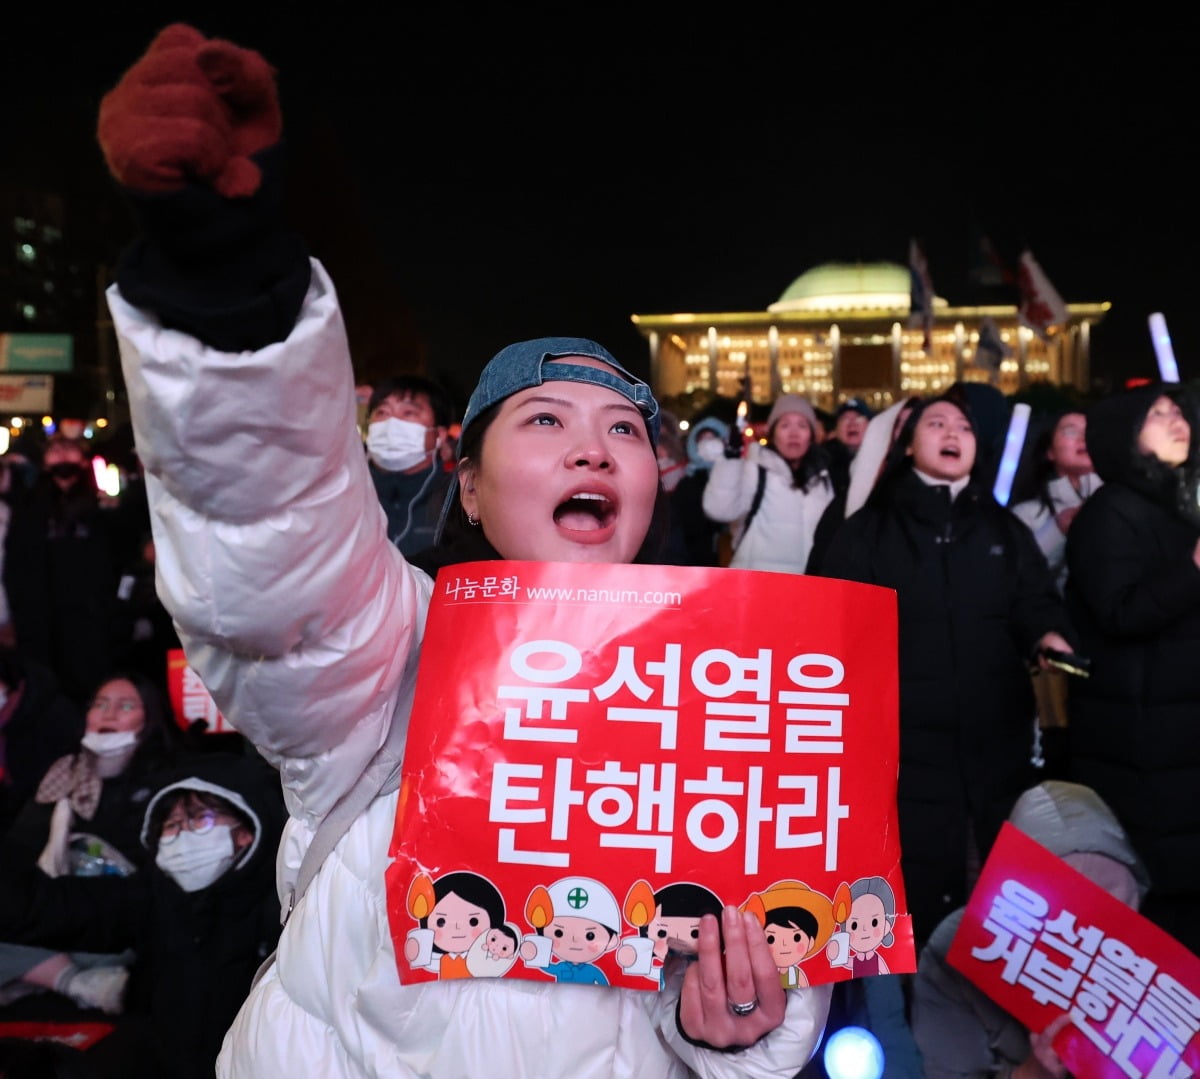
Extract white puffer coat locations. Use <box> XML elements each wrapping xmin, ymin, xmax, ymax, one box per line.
<box><xmin>108</xmin><ymin>261</ymin><xmax>830</xmax><ymax>1079</ymax></box>
<box><xmin>702</xmin><ymin>443</ymin><xmax>835</xmax><ymax>575</ymax></box>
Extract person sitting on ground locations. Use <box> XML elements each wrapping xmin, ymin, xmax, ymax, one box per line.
<box><xmin>0</xmin><ymin>648</ymin><xmax>82</xmax><ymax>836</ymax></box>
<box><xmin>909</xmin><ymin>779</ymin><xmax>1150</xmax><ymax>1079</ymax></box>
<box><xmin>0</xmin><ymin>752</ymin><xmax>284</xmax><ymax>1079</ymax></box>
<box><xmin>0</xmin><ymin>671</ymin><xmax>181</xmax><ymax>1016</ymax></box>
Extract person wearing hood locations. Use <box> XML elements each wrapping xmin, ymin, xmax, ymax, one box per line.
<box><xmin>810</xmin><ymin>387</ymin><xmax>1075</xmax><ymax>949</ymax></box>
<box><xmin>662</xmin><ymin>415</ymin><xmax>732</xmax><ymax>566</ymax></box>
<box><xmin>0</xmin><ymin>670</ymin><xmax>182</xmax><ymax>1016</ymax></box>
<box><xmin>909</xmin><ymin>780</ymin><xmax>1151</xmax><ymax>1078</ymax></box>
<box><xmin>703</xmin><ymin>394</ymin><xmax>837</xmax><ymax>574</ymax></box>
<box><xmin>1063</xmin><ymin>380</ymin><xmax>1200</xmax><ymax>954</ymax></box>
<box><xmin>0</xmin><ymin>752</ymin><xmax>285</xmax><ymax>1079</ymax></box>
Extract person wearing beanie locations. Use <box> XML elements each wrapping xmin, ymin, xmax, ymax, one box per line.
<box><xmin>1063</xmin><ymin>381</ymin><xmax>1200</xmax><ymax>954</ymax></box>
<box><xmin>810</xmin><ymin>386</ymin><xmax>1075</xmax><ymax>949</ymax></box>
<box><xmin>702</xmin><ymin>393</ymin><xmax>836</xmax><ymax>573</ymax></box>
<box><xmin>93</xmin><ymin>24</ymin><xmax>830</xmax><ymax>1078</ymax></box>
<box><xmin>910</xmin><ymin>780</ymin><xmax>1150</xmax><ymax>1078</ymax></box>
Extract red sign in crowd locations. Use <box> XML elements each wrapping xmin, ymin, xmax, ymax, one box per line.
<box><xmin>950</xmin><ymin>824</ymin><xmax>1200</xmax><ymax>1078</ymax></box>
<box><xmin>385</xmin><ymin>562</ymin><xmax>914</xmax><ymax>992</ymax></box>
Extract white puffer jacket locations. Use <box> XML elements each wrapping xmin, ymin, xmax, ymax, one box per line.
<box><xmin>702</xmin><ymin>443</ymin><xmax>835</xmax><ymax>575</ymax></box>
<box><xmin>109</xmin><ymin>260</ymin><xmax>829</xmax><ymax>1079</ymax></box>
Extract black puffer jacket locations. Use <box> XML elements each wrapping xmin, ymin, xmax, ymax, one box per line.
<box><xmin>816</xmin><ymin>469</ymin><xmax>1070</xmax><ymax>944</ymax></box>
<box><xmin>0</xmin><ymin>751</ymin><xmax>285</xmax><ymax>1079</ymax></box>
<box><xmin>1065</xmin><ymin>380</ymin><xmax>1200</xmax><ymax>953</ymax></box>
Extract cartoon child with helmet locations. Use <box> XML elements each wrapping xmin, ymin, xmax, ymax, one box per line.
<box><xmin>520</xmin><ymin>875</ymin><xmax>621</xmax><ymax>986</ymax></box>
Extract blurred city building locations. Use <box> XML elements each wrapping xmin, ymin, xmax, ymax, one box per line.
<box><xmin>633</xmin><ymin>260</ymin><xmax>1109</xmax><ymax>416</ymax></box>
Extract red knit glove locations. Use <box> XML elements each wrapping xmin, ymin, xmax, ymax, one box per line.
<box><xmin>97</xmin><ymin>23</ymin><xmax>281</xmax><ymax>198</ymax></box>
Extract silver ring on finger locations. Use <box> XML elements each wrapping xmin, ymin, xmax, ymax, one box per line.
<box><xmin>728</xmin><ymin>997</ymin><xmax>758</xmax><ymax>1017</ymax></box>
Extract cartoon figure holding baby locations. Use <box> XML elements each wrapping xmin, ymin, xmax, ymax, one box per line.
<box><xmin>404</xmin><ymin>870</ymin><xmax>520</xmax><ymax>979</ymax></box>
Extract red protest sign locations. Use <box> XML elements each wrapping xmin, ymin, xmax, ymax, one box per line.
<box><xmin>166</xmin><ymin>649</ymin><xmax>234</xmax><ymax>734</ymax></box>
<box><xmin>948</xmin><ymin>823</ymin><xmax>1200</xmax><ymax>1078</ymax></box>
<box><xmin>385</xmin><ymin>562</ymin><xmax>913</xmax><ymax>992</ymax></box>
<box><xmin>0</xmin><ymin>1019</ymin><xmax>115</xmax><ymax>1050</ymax></box>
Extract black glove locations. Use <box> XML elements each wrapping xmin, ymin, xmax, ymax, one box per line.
<box><xmin>113</xmin><ymin>145</ymin><xmax>310</xmax><ymax>353</ymax></box>
<box><xmin>725</xmin><ymin>415</ymin><xmax>745</xmax><ymax>459</ymax></box>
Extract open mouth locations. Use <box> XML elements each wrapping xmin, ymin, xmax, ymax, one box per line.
<box><xmin>939</xmin><ymin>445</ymin><xmax>961</xmax><ymax>459</ymax></box>
<box><xmin>554</xmin><ymin>491</ymin><xmax>616</xmax><ymax>532</ymax></box>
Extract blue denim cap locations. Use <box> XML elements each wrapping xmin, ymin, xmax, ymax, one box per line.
<box><xmin>459</xmin><ymin>337</ymin><xmax>661</xmax><ymax>449</ymax></box>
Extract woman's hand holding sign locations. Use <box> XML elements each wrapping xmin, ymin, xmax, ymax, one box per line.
<box><xmin>678</xmin><ymin>906</ymin><xmax>786</xmax><ymax>1048</ymax></box>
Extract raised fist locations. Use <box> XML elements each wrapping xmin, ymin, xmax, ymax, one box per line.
<box><xmin>97</xmin><ymin>23</ymin><xmax>281</xmax><ymax>198</ymax></box>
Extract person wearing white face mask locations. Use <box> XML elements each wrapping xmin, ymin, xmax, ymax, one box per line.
<box><xmin>364</xmin><ymin>376</ymin><xmax>455</xmax><ymax>557</ymax></box>
<box><xmin>0</xmin><ymin>671</ymin><xmax>182</xmax><ymax>1017</ymax></box>
<box><xmin>0</xmin><ymin>753</ymin><xmax>284</xmax><ymax>1079</ymax></box>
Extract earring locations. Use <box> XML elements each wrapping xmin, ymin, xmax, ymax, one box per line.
<box><xmin>467</xmin><ymin>512</ymin><xmax>479</xmax><ymax>527</ymax></box>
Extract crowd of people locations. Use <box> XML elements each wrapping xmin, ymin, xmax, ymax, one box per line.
<box><xmin>1</xmin><ymin>19</ymin><xmax>1197</xmax><ymax>1079</ymax></box>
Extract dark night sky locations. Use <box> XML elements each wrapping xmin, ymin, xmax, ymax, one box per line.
<box><xmin>7</xmin><ymin>12</ymin><xmax>1199</xmax><ymax>417</ymax></box>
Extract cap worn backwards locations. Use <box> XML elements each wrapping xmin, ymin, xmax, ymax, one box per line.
<box><xmin>459</xmin><ymin>337</ymin><xmax>660</xmax><ymax>449</ymax></box>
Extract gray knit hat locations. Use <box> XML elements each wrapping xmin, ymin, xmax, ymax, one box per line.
<box><xmin>766</xmin><ymin>393</ymin><xmax>819</xmax><ymax>435</ymax></box>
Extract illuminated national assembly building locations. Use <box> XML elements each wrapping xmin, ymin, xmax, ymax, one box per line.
<box><xmin>631</xmin><ymin>260</ymin><xmax>1109</xmax><ymax>416</ymax></box>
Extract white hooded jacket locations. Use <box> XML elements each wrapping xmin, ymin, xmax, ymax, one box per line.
<box><xmin>108</xmin><ymin>260</ymin><xmax>829</xmax><ymax>1079</ymax></box>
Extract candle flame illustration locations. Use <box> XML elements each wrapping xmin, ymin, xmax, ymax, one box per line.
<box><xmin>623</xmin><ymin>879</ymin><xmax>656</xmax><ymax>928</ymax></box>
<box><xmin>525</xmin><ymin>885</ymin><xmax>553</xmax><ymax>930</ymax></box>
<box><xmin>407</xmin><ymin>873</ymin><xmax>436</xmax><ymax>921</ymax></box>
<box><xmin>832</xmin><ymin>881</ymin><xmax>852</xmax><ymax>926</ymax></box>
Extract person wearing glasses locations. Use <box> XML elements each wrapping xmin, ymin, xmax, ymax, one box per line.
<box><xmin>0</xmin><ymin>671</ymin><xmax>181</xmax><ymax>1017</ymax></box>
<box><xmin>0</xmin><ymin>752</ymin><xmax>285</xmax><ymax>1079</ymax></box>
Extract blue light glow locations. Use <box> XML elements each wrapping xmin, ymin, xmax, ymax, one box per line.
<box><xmin>823</xmin><ymin>1025</ymin><xmax>885</xmax><ymax>1079</ymax></box>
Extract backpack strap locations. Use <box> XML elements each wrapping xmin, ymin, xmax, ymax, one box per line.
<box><xmin>735</xmin><ymin>465</ymin><xmax>768</xmax><ymax>549</ymax></box>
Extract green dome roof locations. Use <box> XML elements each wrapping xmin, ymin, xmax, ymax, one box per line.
<box><xmin>769</xmin><ymin>261</ymin><xmax>939</xmax><ymax>313</ymax></box>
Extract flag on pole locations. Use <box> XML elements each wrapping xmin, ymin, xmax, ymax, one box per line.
<box><xmin>968</xmin><ymin>231</ymin><xmax>1015</xmax><ymax>290</ymax></box>
<box><xmin>1016</xmin><ymin>249</ymin><xmax>1068</xmax><ymax>341</ymax></box>
<box><xmin>908</xmin><ymin>238</ymin><xmax>935</xmax><ymax>351</ymax></box>
<box><xmin>975</xmin><ymin>317</ymin><xmax>1013</xmax><ymax>377</ymax></box>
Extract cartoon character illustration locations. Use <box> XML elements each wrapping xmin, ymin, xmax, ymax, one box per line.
<box><xmin>616</xmin><ymin>879</ymin><xmax>724</xmax><ymax>986</ymax></box>
<box><xmin>404</xmin><ymin>870</ymin><xmax>516</xmax><ymax>979</ymax></box>
<box><xmin>741</xmin><ymin>880</ymin><xmax>835</xmax><ymax>989</ymax></box>
<box><xmin>465</xmin><ymin>922</ymin><xmax>521</xmax><ymax>978</ymax></box>
<box><xmin>827</xmin><ymin>875</ymin><xmax>897</xmax><ymax>977</ymax></box>
<box><xmin>521</xmin><ymin>876</ymin><xmax>620</xmax><ymax>985</ymax></box>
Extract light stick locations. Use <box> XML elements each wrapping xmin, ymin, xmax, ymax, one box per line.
<box><xmin>992</xmin><ymin>402</ymin><xmax>1032</xmax><ymax>507</ymax></box>
<box><xmin>1148</xmin><ymin>312</ymin><xmax>1180</xmax><ymax>382</ymax></box>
